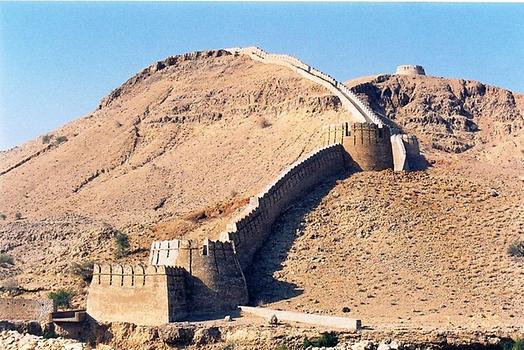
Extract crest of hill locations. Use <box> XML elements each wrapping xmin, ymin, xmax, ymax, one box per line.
<box><xmin>346</xmin><ymin>74</ymin><xmax>524</xmax><ymax>166</ymax></box>
<box><xmin>0</xmin><ymin>49</ymin><xmax>347</xmax><ymax>300</ymax></box>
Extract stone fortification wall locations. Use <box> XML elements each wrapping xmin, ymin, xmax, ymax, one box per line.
<box><xmin>226</xmin><ymin>47</ymin><xmax>384</xmax><ymax>127</ymax></box>
<box><xmin>149</xmin><ymin>239</ymin><xmax>248</xmax><ymax>312</ymax></box>
<box><xmin>86</xmin><ymin>264</ymin><xmax>187</xmax><ymax>326</ymax></box>
<box><xmin>391</xmin><ymin>134</ymin><xmax>408</xmax><ymax>171</ymax></box>
<box><xmin>402</xmin><ymin>134</ymin><xmax>422</xmax><ymax>170</ymax></box>
<box><xmin>0</xmin><ymin>298</ymin><xmax>55</xmax><ymax>323</ymax></box>
<box><xmin>220</xmin><ymin>144</ymin><xmax>346</xmax><ymax>270</ymax></box>
<box><xmin>395</xmin><ymin>65</ymin><xmax>426</xmax><ymax>76</ymax></box>
<box><xmin>322</xmin><ymin>123</ymin><xmax>393</xmax><ymax>171</ymax></box>
<box><xmin>342</xmin><ymin>123</ymin><xmax>393</xmax><ymax>171</ymax></box>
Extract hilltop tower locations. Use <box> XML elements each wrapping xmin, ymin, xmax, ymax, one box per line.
<box><xmin>395</xmin><ymin>65</ymin><xmax>426</xmax><ymax>76</ymax></box>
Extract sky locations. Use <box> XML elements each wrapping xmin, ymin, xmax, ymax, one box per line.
<box><xmin>1</xmin><ymin>2</ymin><xmax>523</xmax><ymax>150</ymax></box>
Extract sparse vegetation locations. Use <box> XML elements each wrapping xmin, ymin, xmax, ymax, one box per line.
<box><xmin>0</xmin><ymin>253</ymin><xmax>14</xmax><ymax>265</ymax></box>
<box><xmin>257</xmin><ymin>117</ymin><xmax>272</xmax><ymax>128</ymax></box>
<box><xmin>1</xmin><ymin>277</ymin><xmax>20</xmax><ymax>294</ymax></box>
<box><xmin>502</xmin><ymin>339</ymin><xmax>524</xmax><ymax>350</ymax></box>
<box><xmin>42</xmin><ymin>134</ymin><xmax>53</xmax><ymax>144</ymax></box>
<box><xmin>70</xmin><ymin>260</ymin><xmax>95</xmax><ymax>283</ymax></box>
<box><xmin>55</xmin><ymin>135</ymin><xmax>68</xmax><ymax>144</ymax></box>
<box><xmin>48</xmin><ymin>289</ymin><xmax>74</xmax><ymax>308</ymax></box>
<box><xmin>14</xmin><ymin>212</ymin><xmax>22</xmax><ymax>220</ymax></box>
<box><xmin>275</xmin><ymin>345</ymin><xmax>288</xmax><ymax>350</ymax></box>
<box><xmin>114</xmin><ymin>231</ymin><xmax>130</xmax><ymax>258</ymax></box>
<box><xmin>303</xmin><ymin>332</ymin><xmax>338</xmax><ymax>348</ymax></box>
<box><xmin>508</xmin><ymin>240</ymin><xmax>524</xmax><ymax>258</ymax></box>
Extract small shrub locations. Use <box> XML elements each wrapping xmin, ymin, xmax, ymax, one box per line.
<box><xmin>1</xmin><ymin>277</ymin><xmax>20</xmax><ymax>293</ymax></box>
<box><xmin>257</xmin><ymin>117</ymin><xmax>272</xmax><ymax>128</ymax></box>
<box><xmin>14</xmin><ymin>212</ymin><xmax>22</xmax><ymax>220</ymax></box>
<box><xmin>502</xmin><ymin>339</ymin><xmax>524</xmax><ymax>350</ymax></box>
<box><xmin>55</xmin><ymin>135</ymin><xmax>68</xmax><ymax>144</ymax></box>
<box><xmin>303</xmin><ymin>332</ymin><xmax>338</xmax><ymax>348</ymax></box>
<box><xmin>70</xmin><ymin>261</ymin><xmax>94</xmax><ymax>283</ymax></box>
<box><xmin>508</xmin><ymin>240</ymin><xmax>524</xmax><ymax>258</ymax></box>
<box><xmin>0</xmin><ymin>213</ymin><xmax>6</xmax><ymax>220</ymax></box>
<box><xmin>114</xmin><ymin>231</ymin><xmax>130</xmax><ymax>258</ymax></box>
<box><xmin>42</xmin><ymin>134</ymin><xmax>53</xmax><ymax>144</ymax></box>
<box><xmin>42</xmin><ymin>326</ymin><xmax>57</xmax><ymax>339</ymax></box>
<box><xmin>0</xmin><ymin>253</ymin><xmax>14</xmax><ymax>265</ymax></box>
<box><xmin>275</xmin><ymin>345</ymin><xmax>288</xmax><ymax>350</ymax></box>
<box><xmin>48</xmin><ymin>289</ymin><xmax>74</xmax><ymax>308</ymax></box>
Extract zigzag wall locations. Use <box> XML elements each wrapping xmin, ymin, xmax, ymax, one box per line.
<box><xmin>219</xmin><ymin>144</ymin><xmax>346</xmax><ymax>270</ymax></box>
<box><xmin>226</xmin><ymin>47</ymin><xmax>384</xmax><ymax>127</ymax></box>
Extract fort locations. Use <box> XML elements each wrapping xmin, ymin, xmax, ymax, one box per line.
<box><xmin>0</xmin><ymin>47</ymin><xmax>422</xmax><ymax>327</ymax></box>
<box><xmin>395</xmin><ymin>64</ymin><xmax>426</xmax><ymax>76</ymax></box>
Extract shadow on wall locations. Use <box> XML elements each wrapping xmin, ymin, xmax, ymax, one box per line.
<box><xmin>245</xmin><ymin>169</ymin><xmax>354</xmax><ymax>305</ymax></box>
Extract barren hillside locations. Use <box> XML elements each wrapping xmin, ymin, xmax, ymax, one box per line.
<box><xmin>0</xmin><ymin>49</ymin><xmax>523</xmax><ymax>320</ymax></box>
<box><xmin>0</xmin><ymin>50</ymin><xmax>347</xmax><ymax>301</ymax></box>
<box><xmin>347</xmin><ymin>74</ymin><xmax>524</xmax><ymax>165</ymax></box>
<box><xmin>250</xmin><ymin>164</ymin><xmax>524</xmax><ymax>330</ymax></box>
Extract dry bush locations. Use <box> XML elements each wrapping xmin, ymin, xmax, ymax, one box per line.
<box><xmin>70</xmin><ymin>261</ymin><xmax>95</xmax><ymax>283</ymax></box>
<box><xmin>257</xmin><ymin>117</ymin><xmax>272</xmax><ymax>128</ymax></box>
<box><xmin>508</xmin><ymin>240</ymin><xmax>524</xmax><ymax>258</ymax></box>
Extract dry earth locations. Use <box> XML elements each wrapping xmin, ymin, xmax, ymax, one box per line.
<box><xmin>0</xmin><ymin>49</ymin><xmax>523</xmax><ymax>337</ymax></box>
<box><xmin>249</xmin><ymin>163</ymin><xmax>524</xmax><ymax>331</ymax></box>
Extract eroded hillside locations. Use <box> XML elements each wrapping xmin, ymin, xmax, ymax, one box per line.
<box><xmin>0</xmin><ymin>50</ymin><xmax>348</xmax><ymax>301</ymax></box>
<box><xmin>347</xmin><ymin>75</ymin><xmax>524</xmax><ymax>165</ymax></box>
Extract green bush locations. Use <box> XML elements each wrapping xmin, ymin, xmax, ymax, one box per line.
<box><xmin>502</xmin><ymin>339</ymin><xmax>524</xmax><ymax>350</ymax></box>
<box><xmin>14</xmin><ymin>212</ymin><xmax>22</xmax><ymax>220</ymax></box>
<box><xmin>275</xmin><ymin>345</ymin><xmax>288</xmax><ymax>350</ymax></box>
<box><xmin>70</xmin><ymin>261</ymin><xmax>94</xmax><ymax>283</ymax></box>
<box><xmin>0</xmin><ymin>253</ymin><xmax>14</xmax><ymax>265</ymax></box>
<box><xmin>0</xmin><ymin>213</ymin><xmax>6</xmax><ymax>220</ymax></box>
<box><xmin>508</xmin><ymin>240</ymin><xmax>524</xmax><ymax>257</ymax></box>
<box><xmin>42</xmin><ymin>134</ymin><xmax>53</xmax><ymax>144</ymax></box>
<box><xmin>114</xmin><ymin>231</ymin><xmax>130</xmax><ymax>258</ymax></box>
<box><xmin>48</xmin><ymin>289</ymin><xmax>74</xmax><ymax>308</ymax></box>
<box><xmin>55</xmin><ymin>136</ymin><xmax>68</xmax><ymax>144</ymax></box>
<box><xmin>303</xmin><ymin>332</ymin><xmax>338</xmax><ymax>348</ymax></box>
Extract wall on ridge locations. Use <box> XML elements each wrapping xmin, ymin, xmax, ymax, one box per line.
<box><xmin>87</xmin><ymin>264</ymin><xmax>187</xmax><ymax>326</ymax></box>
<box><xmin>149</xmin><ymin>239</ymin><xmax>248</xmax><ymax>312</ymax></box>
<box><xmin>228</xmin><ymin>47</ymin><xmax>383</xmax><ymax>126</ymax></box>
<box><xmin>0</xmin><ymin>298</ymin><xmax>55</xmax><ymax>323</ymax></box>
<box><xmin>220</xmin><ymin>144</ymin><xmax>346</xmax><ymax>271</ymax></box>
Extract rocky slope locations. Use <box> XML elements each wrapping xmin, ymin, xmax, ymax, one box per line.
<box><xmin>0</xmin><ymin>49</ymin><xmax>523</xmax><ymax>323</ymax></box>
<box><xmin>249</xmin><ymin>164</ymin><xmax>524</xmax><ymax>331</ymax></box>
<box><xmin>347</xmin><ymin>74</ymin><xmax>524</xmax><ymax>165</ymax></box>
<box><xmin>0</xmin><ymin>49</ymin><xmax>347</xmax><ymax>302</ymax></box>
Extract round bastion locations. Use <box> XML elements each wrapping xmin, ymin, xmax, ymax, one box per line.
<box><xmin>395</xmin><ymin>65</ymin><xmax>426</xmax><ymax>76</ymax></box>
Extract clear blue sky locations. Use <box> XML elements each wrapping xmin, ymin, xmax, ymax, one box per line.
<box><xmin>1</xmin><ymin>2</ymin><xmax>523</xmax><ymax>150</ymax></box>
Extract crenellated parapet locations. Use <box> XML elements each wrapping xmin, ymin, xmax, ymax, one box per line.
<box><xmin>87</xmin><ymin>264</ymin><xmax>188</xmax><ymax>325</ymax></box>
<box><xmin>226</xmin><ymin>47</ymin><xmax>384</xmax><ymax>127</ymax></box>
<box><xmin>219</xmin><ymin>144</ymin><xmax>346</xmax><ymax>270</ymax></box>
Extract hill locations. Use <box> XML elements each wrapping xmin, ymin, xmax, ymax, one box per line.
<box><xmin>0</xmin><ymin>49</ymin><xmax>522</xmax><ymax>322</ymax></box>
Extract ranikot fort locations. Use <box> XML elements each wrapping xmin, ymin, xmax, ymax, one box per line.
<box><xmin>0</xmin><ymin>45</ymin><xmax>522</xmax><ymax>350</ymax></box>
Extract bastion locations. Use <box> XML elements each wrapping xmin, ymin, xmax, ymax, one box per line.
<box><xmin>395</xmin><ymin>65</ymin><xmax>426</xmax><ymax>76</ymax></box>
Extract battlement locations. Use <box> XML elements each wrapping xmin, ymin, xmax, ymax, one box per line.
<box><xmin>220</xmin><ymin>144</ymin><xmax>345</xmax><ymax>270</ymax></box>
<box><xmin>87</xmin><ymin>263</ymin><xmax>188</xmax><ymax>325</ymax></box>
<box><xmin>395</xmin><ymin>65</ymin><xmax>426</xmax><ymax>76</ymax></box>
<box><xmin>91</xmin><ymin>263</ymin><xmax>186</xmax><ymax>287</ymax></box>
